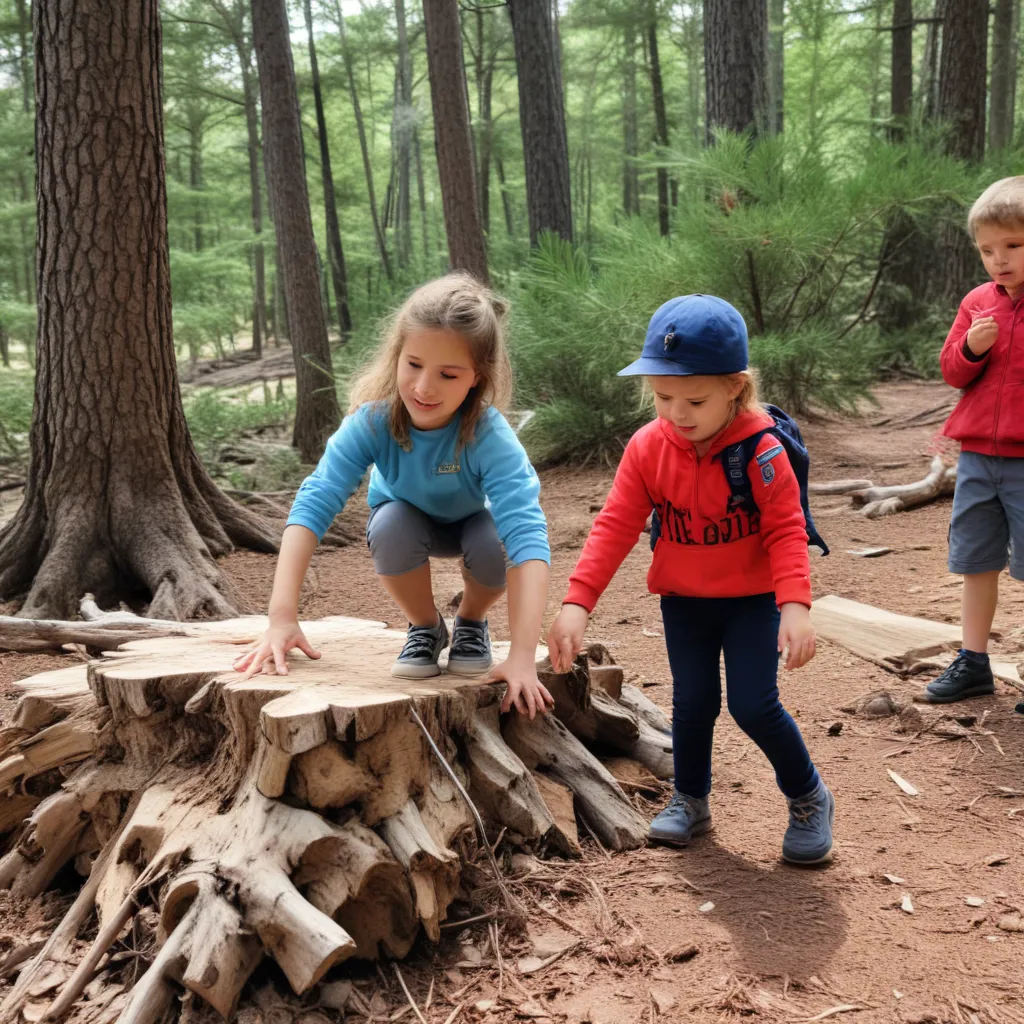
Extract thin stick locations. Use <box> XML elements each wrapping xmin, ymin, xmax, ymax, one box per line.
<box><xmin>490</xmin><ymin>921</ymin><xmax>504</xmax><ymax>997</ymax></box>
<box><xmin>439</xmin><ymin>911</ymin><xmax>498</xmax><ymax>931</ymax></box>
<box><xmin>392</xmin><ymin>965</ymin><xmax>428</xmax><ymax>1024</ymax></box>
<box><xmin>424</xmin><ymin>977</ymin><xmax>435</xmax><ymax>1011</ymax></box>
<box><xmin>578</xmin><ymin>816</ymin><xmax>612</xmax><ymax>860</ymax></box>
<box><xmin>442</xmin><ymin>1004</ymin><xmax>465</xmax><ymax>1024</ymax></box>
<box><xmin>409</xmin><ymin>705</ymin><xmax>520</xmax><ymax>914</ymax></box>
<box><xmin>523</xmin><ymin>890</ymin><xmax>589</xmax><ymax>937</ymax></box>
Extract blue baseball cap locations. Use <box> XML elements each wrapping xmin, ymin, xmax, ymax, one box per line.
<box><xmin>618</xmin><ymin>294</ymin><xmax>749</xmax><ymax>377</ymax></box>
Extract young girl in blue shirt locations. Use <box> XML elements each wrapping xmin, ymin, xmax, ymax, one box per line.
<box><xmin>235</xmin><ymin>273</ymin><xmax>555</xmax><ymax>718</ymax></box>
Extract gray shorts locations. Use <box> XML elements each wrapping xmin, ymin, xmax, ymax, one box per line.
<box><xmin>948</xmin><ymin>451</ymin><xmax>1024</xmax><ymax>579</ymax></box>
<box><xmin>365</xmin><ymin>500</ymin><xmax>507</xmax><ymax>588</ymax></box>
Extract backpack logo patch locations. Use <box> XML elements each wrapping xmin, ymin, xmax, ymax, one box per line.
<box><xmin>761</xmin><ymin>463</ymin><xmax>775</xmax><ymax>485</ymax></box>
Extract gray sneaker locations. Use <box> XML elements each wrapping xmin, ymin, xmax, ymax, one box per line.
<box><xmin>391</xmin><ymin>615</ymin><xmax>449</xmax><ymax>679</ymax></box>
<box><xmin>447</xmin><ymin>616</ymin><xmax>493</xmax><ymax>676</ymax></box>
<box><xmin>648</xmin><ymin>792</ymin><xmax>712</xmax><ymax>847</ymax></box>
<box><xmin>782</xmin><ymin>780</ymin><xmax>835</xmax><ymax>865</ymax></box>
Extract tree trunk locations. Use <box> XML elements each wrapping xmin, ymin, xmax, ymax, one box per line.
<box><xmin>988</xmin><ymin>0</ymin><xmax>1019</xmax><ymax>151</ymax></box>
<box><xmin>252</xmin><ymin>0</ymin><xmax>341</xmax><ymax>462</ymax></box>
<box><xmin>920</xmin><ymin>0</ymin><xmax>945</xmax><ymax>121</ymax></box>
<box><xmin>508</xmin><ymin>0</ymin><xmax>573</xmax><ymax>245</ymax></box>
<box><xmin>335</xmin><ymin>1</ymin><xmax>393</xmax><ymax>281</ymax></box>
<box><xmin>767</xmin><ymin>0</ymin><xmax>784</xmax><ymax>134</ymax></box>
<box><xmin>648</xmin><ymin>13</ymin><xmax>670</xmax><ymax>236</ymax></box>
<box><xmin>394</xmin><ymin>0</ymin><xmax>414</xmax><ymax>268</ymax></box>
<box><xmin>937</xmin><ymin>0</ymin><xmax>988</xmax><ymax>303</ymax></box>
<box><xmin>304</xmin><ymin>0</ymin><xmax>352</xmax><ymax>335</ymax></box>
<box><xmin>239</xmin><ymin>36</ymin><xmax>267</xmax><ymax>357</ymax></box>
<box><xmin>889</xmin><ymin>0</ymin><xmax>913</xmax><ymax>142</ymax></box>
<box><xmin>15</xmin><ymin>0</ymin><xmax>34</xmax><ymax>306</ymax></box>
<box><xmin>938</xmin><ymin>0</ymin><xmax>988</xmax><ymax>161</ymax></box>
<box><xmin>622</xmin><ymin>23</ymin><xmax>640</xmax><ymax>217</ymax></box>
<box><xmin>0</xmin><ymin>0</ymin><xmax>278</xmax><ymax>622</ymax></box>
<box><xmin>423</xmin><ymin>0</ymin><xmax>489</xmax><ymax>283</ymax></box>
<box><xmin>495</xmin><ymin>150</ymin><xmax>515</xmax><ymax>238</ymax></box>
<box><xmin>189</xmin><ymin>117</ymin><xmax>204</xmax><ymax>251</ymax></box>
<box><xmin>475</xmin><ymin>9</ymin><xmax>495</xmax><ymax>237</ymax></box>
<box><xmin>0</xmin><ymin>619</ymin><xmax>662</xmax><ymax>1020</ymax></box>
<box><xmin>413</xmin><ymin>127</ymin><xmax>430</xmax><ymax>259</ymax></box>
<box><xmin>704</xmin><ymin>0</ymin><xmax>769</xmax><ymax>141</ymax></box>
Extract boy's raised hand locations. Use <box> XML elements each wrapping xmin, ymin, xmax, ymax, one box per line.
<box><xmin>966</xmin><ymin>314</ymin><xmax>998</xmax><ymax>356</ymax></box>
<box><xmin>778</xmin><ymin>602</ymin><xmax>816</xmax><ymax>671</ymax></box>
<box><xmin>546</xmin><ymin>603</ymin><xmax>590</xmax><ymax>674</ymax></box>
<box><xmin>233</xmin><ymin>619</ymin><xmax>321</xmax><ymax>678</ymax></box>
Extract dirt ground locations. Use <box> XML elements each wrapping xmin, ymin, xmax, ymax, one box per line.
<box><xmin>2</xmin><ymin>381</ymin><xmax>1023</xmax><ymax>1024</ymax></box>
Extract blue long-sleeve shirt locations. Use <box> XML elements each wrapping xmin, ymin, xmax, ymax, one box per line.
<box><xmin>286</xmin><ymin>402</ymin><xmax>550</xmax><ymax>566</ymax></box>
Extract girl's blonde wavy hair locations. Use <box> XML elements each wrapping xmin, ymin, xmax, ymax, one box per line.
<box><xmin>348</xmin><ymin>272</ymin><xmax>513</xmax><ymax>451</ymax></box>
<box><xmin>732</xmin><ymin>368</ymin><xmax>762</xmax><ymax>412</ymax></box>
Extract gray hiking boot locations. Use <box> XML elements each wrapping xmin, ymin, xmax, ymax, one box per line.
<box><xmin>447</xmin><ymin>616</ymin><xmax>493</xmax><ymax>676</ymax></box>
<box><xmin>391</xmin><ymin>615</ymin><xmax>449</xmax><ymax>679</ymax></box>
<box><xmin>923</xmin><ymin>652</ymin><xmax>995</xmax><ymax>704</ymax></box>
<box><xmin>782</xmin><ymin>780</ymin><xmax>835</xmax><ymax>865</ymax></box>
<box><xmin>648</xmin><ymin>792</ymin><xmax>712</xmax><ymax>847</ymax></box>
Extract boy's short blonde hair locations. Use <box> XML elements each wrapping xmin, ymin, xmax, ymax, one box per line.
<box><xmin>967</xmin><ymin>177</ymin><xmax>1024</xmax><ymax>238</ymax></box>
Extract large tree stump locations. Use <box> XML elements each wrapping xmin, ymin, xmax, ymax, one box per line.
<box><xmin>0</xmin><ymin>616</ymin><xmax>663</xmax><ymax>1023</ymax></box>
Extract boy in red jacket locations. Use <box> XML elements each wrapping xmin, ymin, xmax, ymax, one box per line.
<box><xmin>926</xmin><ymin>177</ymin><xmax>1024</xmax><ymax>712</ymax></box>
<box><xmin>546</xmin><ymin>295</ymin><xmax>834</xmax><ymax>864</ymax></box>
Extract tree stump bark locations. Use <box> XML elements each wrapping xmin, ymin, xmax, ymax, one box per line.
<box><xmin>0</xmin><ymin>617</ymin><xmax>665</xmax><ymax>1023</ymax></box>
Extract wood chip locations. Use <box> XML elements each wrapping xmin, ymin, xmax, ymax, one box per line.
<box><xmin>997</xmin><ymin>914</ymin><xmax>1024</xmax><ymax>933</ymax></box>
<box><xmin>882</xmin><ymin>874</ymin><xmax>906</xmax><ymax>885</ymax></box>
<box><xmin>699</xmin><ymin>901</ymin><xmax>715</xmax><ymax>913</ymax></box>
<box><xmin>474</xmin><ymin>1000</ymin><xmax>495</xmax><ymax>1012</ymax></box>
<box><xmin>846</xmin><ymin>547</ymin><xmax>893</xmax><ymax>558</ymax></box>
<box><xmin>965</xmin><ymin>897</ymin><xmax>985</xmax><ymax>908</ymax></box>
<box><xmin>663</xmin><ymin>943</ymin><xmax>699</xmax><ymax>962</ymax></box>
<box><xmin>984</xmin><ymin>853</ymin><xmax>1010</xmax><ymax>867</ymax></box>
<box><xmin>650</xmin><ymin>989</ymin><xmax>677</xmax><ymax>1014</ymax></box>
<box><xmin>641</xmin><ymin>627</ymin><xmax>663</xmax><ymax>638</ymax></box>
<box><xmin>887</xmin><ymin>770</ymin><xmax>920</xmax><ymax>797</ymax></box>
<box><xmin>517</xmin><ymin>957</ymin><xmax>545</xmax><ymax>975</ymax></box>
<box><xmin>900</xmin><ymin>894</ymin><xmax>914</xmax><ymax>914</ymax></box>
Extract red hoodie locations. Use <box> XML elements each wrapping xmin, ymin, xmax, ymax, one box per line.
<box><xmin>563</xmin><ymin>409</ymin><xmax>812</xmax><ymax>612</ymax></box>
<box><xmin>941</xmin><ymin>282</ymin><xmax>1024</xmax><ymax>457</ymax></box>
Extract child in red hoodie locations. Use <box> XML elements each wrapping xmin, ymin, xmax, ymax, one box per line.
<box><xmin>926</xmin><ymin>176</ymin><xmax>1024</xmax><ymax>713</ymax></box>
<box><xmin>546</xmin><ymin>295</ymin><xmax>834</xmax><ymax>864</ymax></box>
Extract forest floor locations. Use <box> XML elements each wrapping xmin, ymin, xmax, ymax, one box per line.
<box><xmin>2</xmin><ymin>380</ymin><xmax>1024</xmax><ymax>1024</ymax></box>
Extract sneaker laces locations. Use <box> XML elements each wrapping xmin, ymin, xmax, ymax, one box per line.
<box><xmin>451</xmin><ymin>622</ymin><xmax>489</xmax><ymax>657</ymax></box>
<box><xmin>400</xmin><ymin>623</ymin><xmax>441</xmax><ymax>660</ymax></box>
<box><xmin>788</xmin><ymin>792</ymin><xmax>824</xmax><ymax>827</ymax></box>
<box><xmin>666</xmin><ymin>792</ymin><xmax>703</xmax><ymax>816</ymax></box>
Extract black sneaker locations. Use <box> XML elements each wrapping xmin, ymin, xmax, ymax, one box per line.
<box><xmin>447</xmin><ymin>616</ymin><xmax>492</xmax><ymax>676</ymax></box>
<box><xmin>391</xmin><ymin>615</ymin><xmax>449</xmax><ymax>679</ymax></box>
<box><xmin>922</xmin><ymin>652</ymin><xmax>995</xmax><ymax>704</ymax></box>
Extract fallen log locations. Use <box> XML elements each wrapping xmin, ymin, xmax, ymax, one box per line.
<box><xmin>849</xmin><ymin>456</ymin><xmax>956</xmax><ymax>518</ymax></box>
<box><xmin>0</xmin><ymin>615</ymin><xmax>660</xmax><ymax>1023</ymax></box>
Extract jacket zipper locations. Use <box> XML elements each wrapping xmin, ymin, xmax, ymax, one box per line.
<box><xmin>992</xmin><ymin>292</ymin><xmax>1022</xmax><ymax>453</ymax></box>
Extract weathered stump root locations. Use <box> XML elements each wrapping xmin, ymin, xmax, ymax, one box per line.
<box><xmin>0</xmin><ymin>616</ymin><xmax>667</xmax><ymax>1023</ymax></box>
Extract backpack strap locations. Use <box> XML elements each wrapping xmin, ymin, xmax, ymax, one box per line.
<box><xmin>720</xmin><ymin>430</ymin><xmax>770</xmax><ymax>515</ymax></box>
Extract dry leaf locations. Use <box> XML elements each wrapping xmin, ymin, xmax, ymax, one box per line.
<box><xmin>900</xmin><ymin>894</ymin><xmax>914</xmax><ymax>914</ymax></box>
<box><xmin>650</xmin><ymin>989</ymin><xmax>677</xmax><ymax>1013</ymax></box>
<box><xmin>517</xmin><ymin>957</ymin><xmax>545</xmax><ymax>975</ymax></box>
<box><xmin>887</xmin><ymin>770</ymin><xmax>920</xmax><ymax>797</ymax></box>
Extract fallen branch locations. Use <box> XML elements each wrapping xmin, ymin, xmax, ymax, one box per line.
<box><xmin>807</xmin><ymin>479</ymin><xmax>873</xmax><ymax>495</ymax></box>
<box><xmin>849</xmin><ymin>457</ymin><xmax>956</xmax><ymax>518</ymax></box>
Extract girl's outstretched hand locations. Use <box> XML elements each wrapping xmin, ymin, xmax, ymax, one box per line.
<box><xmin>546</xmin><ymin>603</ymin><xmax>590</xmax><ymax>674</ymax></box>
<box><xmin>488</xmin><ymin>654</ymin><xmax>555</xmax><ymax>719</ymax></box>
<box><xmin>778</xmin><ymin>602</ymin><xmax>816</xmax><ymax>670</ymax></box>
<box><xmin>233</xmin><ymin>619</ymin><xmax>322</xmax><ymax>678</ymax></box>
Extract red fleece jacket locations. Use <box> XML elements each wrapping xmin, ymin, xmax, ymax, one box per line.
<box><xmin>563</xmin><ymin>409</ymin><xmax>812</xmax><ymax>612</ymax></box>
<box><xmin>941</xmin><ymin>282</ymin><xmax>1024</xmax><ymax>457</ymax></box>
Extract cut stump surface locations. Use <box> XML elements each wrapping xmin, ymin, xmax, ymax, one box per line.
<box><xmin>0</xmin><ymin>616</ymin><xmax>661</xmax><ymax>1024</ymax></box>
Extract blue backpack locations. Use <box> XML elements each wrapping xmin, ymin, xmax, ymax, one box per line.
<box><xmin>719</xmin><ymin>404</ymin><xmax>829</xmax><ymax>555</ymax></box>
<box><xmin>649</xmin><ymin>404</ymin><xmax>829</xmax><ymax>556</ymax></box>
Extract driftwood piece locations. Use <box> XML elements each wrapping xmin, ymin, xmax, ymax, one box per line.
<box><xmin>849</xmin><ymin>457</ymin><xmax>957</xmax><ymax>518</ymax></box>
<box><xmin>0</xmin><ymin>615</ymin><xmax>663</xmax><ymax>1023</ymax></box>
<box><xmin>810</xmin><ymin>594</ymin><xmax>963</xmax><ymax>673</ymax></box>
<box><xmin>807</xmin><ymin>479</ymin><xmax>873</xmax><ymax>495</ymax></box>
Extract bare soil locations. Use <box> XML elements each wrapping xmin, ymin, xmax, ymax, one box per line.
<box><xmin>2</xmin><ymin>382</ymin><xmax>1023</xmax><ymax>1024</ymax></box>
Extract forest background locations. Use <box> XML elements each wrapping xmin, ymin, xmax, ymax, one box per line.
<box><xmin>0</xmin><ymin>0</ymin><xmax>1014</xmax><ymax>480</ymax></box>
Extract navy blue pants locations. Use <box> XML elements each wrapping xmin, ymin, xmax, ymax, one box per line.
<box><xmin>661</xmin><ymin>593</ymin><xmax>820</xmax><ymax>801</ymax></box>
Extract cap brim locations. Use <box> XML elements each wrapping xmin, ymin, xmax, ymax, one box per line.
<box><xmin>617</xmin><ymin>357</ymin><xmax>698</xmax><ymax>377</ymax></box>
